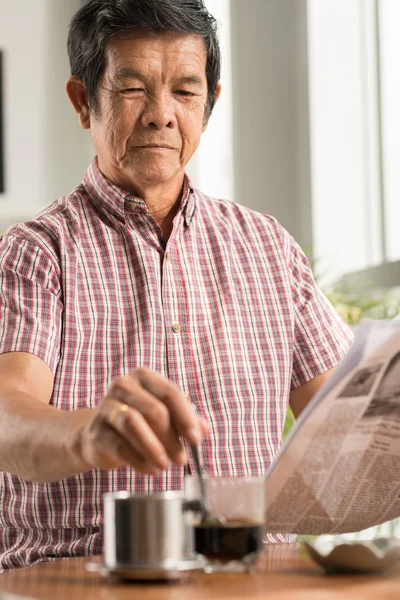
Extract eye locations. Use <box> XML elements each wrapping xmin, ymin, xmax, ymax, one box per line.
<box><xmin>175</xmin><ymin>90</ymin><xmax>195</xmax><ymax>97</ymax></box>
<box><xmin>122</xmin><ymin>88</ymin><xmax>144</xmax><ymax>94</ymax></box>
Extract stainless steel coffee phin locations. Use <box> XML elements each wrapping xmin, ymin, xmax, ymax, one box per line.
<box><xmin>104</xmin><ymin>490</ymin><xmax>195</xmax><ymax>573</ymax></box>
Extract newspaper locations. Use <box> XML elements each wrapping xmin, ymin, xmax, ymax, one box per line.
<box><xmin>265</xmin><ymin>319</ymin><xmax>400</xmax><ymax>535</ymax></box>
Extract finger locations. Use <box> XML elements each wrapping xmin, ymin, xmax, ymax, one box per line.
<box><xmin>88</xmin><ymin>421</ymin><xmax>161</xmax><ymax>476</ymax></box>
<box><xmin>107</xmin><ymin>382</ymin><xmax>190</xmax><ymax>464</ymax></box>
<box><xmin>200</xmin><ymin>417</ymin><xmax>210</xmax><ymax>436</ymax></box>
<box><xmin>183</xmin><ymin>396</ymin><xmax>210</xmax><ymax>438</ymax></box>
<box><xmin>104</xmin><ymin>398</ymin><xmax>172</xmax><ymax>470</ymax></box>
<box><xmin>129</xmin><ymin>368</ymin><xmax>206</xmax><ymax>444</ymax></box>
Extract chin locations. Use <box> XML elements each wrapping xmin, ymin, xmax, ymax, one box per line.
<box><xmin>129</xmin><ymin>163</ymin><xmax>179</xmax><ymax>184</ymax></box>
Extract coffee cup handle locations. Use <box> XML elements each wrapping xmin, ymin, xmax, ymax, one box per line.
<box><xmin>182</xmin><ymin>499</ymin><xmax>203</xmax><ymax>513</ymax></box>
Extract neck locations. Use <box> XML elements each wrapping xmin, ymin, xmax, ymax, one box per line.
<box><xmin>138</xmin><ymin>179</ymin><xmax>185</xmax><ymax>242</ymax></box>
<box><xmin>100</xmin><ymin>162</ymin><xmax>186</xmax><ymax>241</ymax></box>
<box><xmin>149</xmin><ymin>192</ymin><xmax>183</xmax><ymax>241</ymax></box>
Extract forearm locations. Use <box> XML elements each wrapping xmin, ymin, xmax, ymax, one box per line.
<box><xmin>0</xmin><ymin>391</ymin><xmax>93</xmax><ymax>482</ymax></box>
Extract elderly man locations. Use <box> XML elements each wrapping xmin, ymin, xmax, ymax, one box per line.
<box><xmin>0</xmin><ymin>0</ymin><xmax>352</xmax><ymax>571</ymax></box>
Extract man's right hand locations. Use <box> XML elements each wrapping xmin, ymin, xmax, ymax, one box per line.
<box><xmin>73</xmin><ymin>367</ymin><xmax>210</xmax><ymax>475</ymax></box>
<box><xmin>0</xmin><ymin>353</ymin><xmax>209</xmax><ymax>481</ymax></box>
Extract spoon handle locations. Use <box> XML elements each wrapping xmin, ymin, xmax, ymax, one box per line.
<box><xmin>190</xmin><ymin>444</ymin><xmax>210</xmax><ymax>514</ymax></box>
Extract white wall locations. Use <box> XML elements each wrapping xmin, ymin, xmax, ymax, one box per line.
<box><xmin>0</xmin><ymin>0</ymin><xmax>93</xmax><ymax>230</ymax></box>
<box><xmin>230</xmin><ymin>0</ymin><xmax>312</xmax><ymax>250</ymax></box>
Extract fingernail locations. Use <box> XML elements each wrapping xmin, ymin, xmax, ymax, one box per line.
<box><xmin>187</xmin><ymin>427</ymin><xmax>202</xmax><ymax>444</ymax></box>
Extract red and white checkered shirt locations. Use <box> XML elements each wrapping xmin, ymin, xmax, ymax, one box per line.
<box><xmin>0</xmin><ymin>158</ymin><xmax>353</xmax><ymax>571</ymax></box>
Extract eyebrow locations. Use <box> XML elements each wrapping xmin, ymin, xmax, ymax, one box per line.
<box><xmin>114</xmin><ymin>68</ymin><xmax>144</xmax><ymax>83</ymax></box>
<box><xmin>114</xmin><ymin>68</ymin><xmax>205</xmax><ymax>87</ymax></box>
<box><xmin>175</xmin><ymin>75</ymin><xmax>204</xmax><ymax>87</ymax></box>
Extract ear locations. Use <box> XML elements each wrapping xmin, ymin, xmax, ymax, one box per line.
<box><xmin>202</xmin><ymin>81</ymin><xmax>222</xmax><ymax>132</ymax></box>
<box><xmin>214</xmin><ymin>81</ymin><xmax>222</xmax><ymax>104</ymax></box>
<box><xmin>65</xmin><ymin>76</ymin><xmax>91</xmax><ymax>130</ymax></box>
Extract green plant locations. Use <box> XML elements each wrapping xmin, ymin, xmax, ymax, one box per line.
<box><xmin>325</xmin><ymin>285</ymin><xmax>400</xmax><ymax>326</ymax></box>
<box><xmin>283</xmin><ymin>407</ymin><xmax>295</xmax><ymax>439</ymax></box>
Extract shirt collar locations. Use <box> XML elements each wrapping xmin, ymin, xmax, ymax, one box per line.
<box><xmin>83</xmin><ymin>157</ymin><xmax>196</xmax><ymax>226</ymax></box>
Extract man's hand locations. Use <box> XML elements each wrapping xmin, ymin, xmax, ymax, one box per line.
<box><xmin>73</xmin><ymin>367</ymin><xmax>209</xmax><ymax>475</ymax></box>
<box><xmin>0</xmin><ymin>353</ymin><xmax>209</xmax><ymax>481</ymax></box>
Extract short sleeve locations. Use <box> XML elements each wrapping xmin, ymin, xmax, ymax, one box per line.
<box><xmin>284</xmin><ymin>233</ymin><xmax>354</xmax><ymax>389</ymax></box>
<box><xmin>0</xmin><ymin>233</ymin><xmax>63</xmax><ymax>373</ymax></box>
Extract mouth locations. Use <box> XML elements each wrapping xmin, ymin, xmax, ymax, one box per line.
<box><xmin>136</xmin><ymin>144</ymin><xmax>175</xmax><ymax>150</ymax></box>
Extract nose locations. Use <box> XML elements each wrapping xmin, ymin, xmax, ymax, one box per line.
<box><xmin>140</xmin><ymin>93</ymin><xmax>176</xmax><ymax>130</ymax></box>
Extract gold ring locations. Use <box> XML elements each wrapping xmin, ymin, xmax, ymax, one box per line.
<box><xmin>109</xmin><ymin>402</ymin><xmax>130</xmax><ymax>428</ymax></box>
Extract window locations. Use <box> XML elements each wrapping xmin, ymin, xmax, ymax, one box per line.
<box><xmin>308</xmin><ymin>0</ymin><xmax>381</xmax><ymax>283</ymax></box>
<box><xmin>308</xmin><ymin>0</ymin><xmax>400</xmax><ymax>283</ymax></box>
<box><xmin>378</xmin><ymin>0</ymin><xmax>400</xmax><ymax>262</ymax></box>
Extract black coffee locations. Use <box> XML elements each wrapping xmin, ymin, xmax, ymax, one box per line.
<box><xmin>194</xmin><ymin>521</ymin><xmax>264</xmax><ymax>561</ymax></box>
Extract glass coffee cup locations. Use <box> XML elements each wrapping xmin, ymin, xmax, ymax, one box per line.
<box><xmin>184</xmin><ymin>475</ymin><xmax>266</xmax><ymax>573</ymax></box>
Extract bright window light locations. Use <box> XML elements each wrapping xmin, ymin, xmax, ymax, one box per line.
<box><xmin>379</xmin><ymin>0</ymin><xmax>400</xmax><ymax>261</ymax></box>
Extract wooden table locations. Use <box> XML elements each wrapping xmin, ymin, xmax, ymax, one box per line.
<box><xmin>1</xmin><ymin>543</ymin><xmax>400</xmax><ymax>600</ymax></box>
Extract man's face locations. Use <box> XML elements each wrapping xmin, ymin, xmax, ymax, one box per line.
<box><xmin>89</xmin><ymin>29</ymin><xmax>209</xmax><ymax>191</ymax></box>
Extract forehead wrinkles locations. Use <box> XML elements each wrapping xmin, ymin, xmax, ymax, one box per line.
<box><xmin>106</xmin><ymin>33</ymin><xmax>207</xmax><ymax>86</ymax></box>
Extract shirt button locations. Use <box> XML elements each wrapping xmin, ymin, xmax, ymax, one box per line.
<box><xmin>127</xmin><ymin>201</ymin><xmax>136</xmax><ymax>210</ymax></box>
<box><xmin>172</xmin><ymin>323</ymin><xmax>181</xmax><ymax>333</ymax></box>
<box><xmin>165</xmin><ymin>252</ymin><xmax>170</xmax><ymax>261</ymax></box>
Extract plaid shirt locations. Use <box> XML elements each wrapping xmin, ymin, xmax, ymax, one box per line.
<box><xmin>0</xmin><ymin>158</ymin><xmax>353</xmax><ymax>570</ymax></box>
